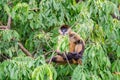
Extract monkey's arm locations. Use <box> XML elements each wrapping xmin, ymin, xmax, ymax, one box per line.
<box><xmin>69</xmin><ymin>42</ymin><xmax>75</xmax><ymax>52</ymax></box>
<box><xmin>46</xmin><ymin>55</ymin><xmax>68</xmax><ymax>64</ymax></box>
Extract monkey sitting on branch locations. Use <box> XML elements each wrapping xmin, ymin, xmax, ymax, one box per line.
<box><xmin>47</xmin><ymin>25</ymin><xmax>85</xmax><ymax>65</ymax></box>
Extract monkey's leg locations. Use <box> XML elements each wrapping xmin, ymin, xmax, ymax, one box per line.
<box><xmin>46</xmin><ymin>53</ymin><xmax>82</xmax><ymax>64</ymax></box>
<box><xmin>46</xmin><ymin>55</ymin><xmax>68</xmax><ymax>64</ymax></box>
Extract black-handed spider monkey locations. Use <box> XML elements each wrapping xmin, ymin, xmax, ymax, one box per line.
<box><xmin>47</xmin><ymin>25</ymin><xmax>85</xmax><ymax>64</ymax></box>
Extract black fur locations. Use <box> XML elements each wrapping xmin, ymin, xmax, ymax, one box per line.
<box><xmin>61</xmin><ymin>28</ymin><xmax>67</xmax><ymax>34</ymax></box>
<box><xmin>60</xmin><ymin>25</ymin><xmax>69</xmax><ymax>35</ymax></box>
<box><xmin>74</xmin><ymin>40</ymin><xmax>82</xmax><ymax>44</ymax></box>
<box><xmin>51</xmin><ymin>57</ymin><xmax>57</xmax><ymax>62</ymax></box>
<box><xmin>57</xmin><ymin>52</ymin><xmax>82</xmax><ymax>61</ymax></box>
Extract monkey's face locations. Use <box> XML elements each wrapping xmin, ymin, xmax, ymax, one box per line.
<box><xmin>59</xmin><ymin>25</ymin><xmax>70</xmax><ymax>35</ymax></box>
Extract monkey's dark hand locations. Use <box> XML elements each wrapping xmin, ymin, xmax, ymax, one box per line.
<box><xmin>63</xmin><ymin>52</ymin><xmax>82</xmax><ymax>61</ymax></box>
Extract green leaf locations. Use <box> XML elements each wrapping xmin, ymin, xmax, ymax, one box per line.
<box><xmin>28</xmin><ymin>13</ymin><xmax>33</xmax><ymax>19</ymax></box>
<box><xmin>32</xmin><ymin>64</ymin><xmax>57</xmax><ymax>80</ymax></box>
<box><xmin>4</xmin><ymin>4</ymin><xmax>11</xmax><ymax>15</ymax></box>
<box><xmin>116</xmin><ymin>46</ymin><xmax>120</xmax><ymax>57</ymax></box>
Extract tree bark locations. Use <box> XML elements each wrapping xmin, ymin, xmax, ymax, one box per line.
<box><xmin>18</xmin><ymin>42</ymin><xmax>33</xmax><ymax>57</ymax></box>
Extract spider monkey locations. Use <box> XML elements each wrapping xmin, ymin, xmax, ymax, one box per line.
<box><xmin>47</xmin><ymin>25</ymin><xmax>85</xmax><ymax>64</ymax></box>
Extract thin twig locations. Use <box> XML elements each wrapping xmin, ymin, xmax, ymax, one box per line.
<box><xmin>29</xmin><ymin>8</ymin><xmax>40</xmax><ymax>11</ymax></box>
<box><xmin>1</xmin><ymin>54</ymin><xmax>9</xmax><ymax>60</ymax></box>
<box><xmin>0</xmin><ymin>15</ymin><xmax>11</xmax><ymax>30</ymax></box>
<box><xmin>113</xmin><ymin>72</ymin><xmax>120</xmax><ymax>75</ymax></box>
<box><xmin>63</xmin><ymin>52</ymin><xmax>74</xmax><ymax>70</ymax></box>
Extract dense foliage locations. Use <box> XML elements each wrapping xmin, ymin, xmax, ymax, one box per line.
<box><xmin>0</xmin><ymin>0</ymin><xmax>120</xmax><ymax>80</ymax></box>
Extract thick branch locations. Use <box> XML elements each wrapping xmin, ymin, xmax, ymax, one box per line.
<box><xmin>18</xmin><ymin>42</ymin><xmax>33</xmax><ymax>58</ymax></box>
<box><xmin>0</xmin><ymin>26</ymin><xmax>8</xmax><ymax>30</ymax></box>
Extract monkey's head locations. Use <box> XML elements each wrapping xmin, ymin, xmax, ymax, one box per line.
<box><xmin>59</xmin><ymin>25</ymin><xmax>71</xmax><ymax>35</ymax></box>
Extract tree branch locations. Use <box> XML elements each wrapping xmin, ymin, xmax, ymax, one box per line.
<box><xmin>0</xmin><ymin>15</ymin><xmax>33</xmax><ymax>58</ymax></box>
<box><xmin>113</xmin><ymin>72</ymin><xmax>120</xmax><ymax>75</ymax></box>
<box><xmin>7</xmin><ymin>16</ymin><xmax>12</xmax><ymax>29</ymax></box>
<box><xmin>0</xmin><ymin>26</ymin><xmax>8</xmax><ymax>30</ymax></box>
<box><xmin>0</xmin><ymin>16</ymin><xmax>11</xmax><ymax>30</ymax></box>
<box><xmin>29</xmin><ymin>8</ymin><xmax>40</xmax><ymax>11</ymax></box>
<box><xmin>18</xmin><ymin>42</ymin><xmax>33</xmax><ymax>58</ymax></box>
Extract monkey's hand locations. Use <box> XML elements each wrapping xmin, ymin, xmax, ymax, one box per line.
<box><xmin>55</xmin><ymin>50</ymin><xmax>61</xmax><ymax>55</ymax></box>
<box><xmin>63</xmin><ymin>52</ymin><xmax>82</xmax><ymax>61</ymax></box>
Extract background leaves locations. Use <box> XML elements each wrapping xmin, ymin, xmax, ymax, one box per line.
<box><xmin>0</xmin><ymin>0</ymin><xmax>120</xmax><ymax>80</ymax></box>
